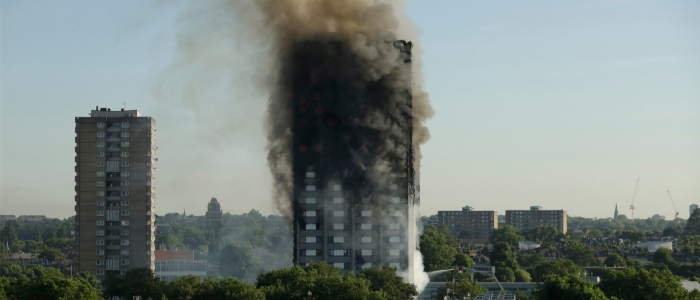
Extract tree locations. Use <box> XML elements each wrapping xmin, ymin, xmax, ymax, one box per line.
<box><xmin>565</xmin><ymin>241</ymin><xmax>598</xmax><ymax>267</ymax></box>
<box><xmin>618</xmin><ymin>229</ymin><xmax>646</xmax><ymax>243</ymax></box>
<box><xmin>0</xmin><ymin>222</ymin><xmax>22</xmax><ymax>252</ymax></box>
<box><xmin>489</xmin><ymin>225</ymin><xmax>524</xmax><ymax>246</ymax></box>
<box><xmin>514</xmin><ymin>269</ymin><xmax>531</xmax><ymax>282</ymax></box>
<box><xmin>419</xmin><ymin>226</ymin><xmax>458</xmax><ymax>271</ymax></box>
<box><xmin>585</xmin><ymin>229</ymin><xmax>603</xmax><ymax>238</ymax></box>
<box><xmin>163</xmin><ymin>276</ymin><xmax>264</xmax><ymax>300</ymax></box>
<box><xmin>103</xmin><ymin>268</ymin><xmax>165</xmax><ymax>300</ymax></box>
<box><xmin>490</xmin><ymin>242</ymin><xmax>519</xmax><ymax>282</ymax></box>
<box><xmin>529</xmin><ymin>259</ymin><xmax>583</xmax><ymax>282</ymax></box>
<box><xmin>652</xmin><ymin>248</ymin><xmax>677</xmax><ymax>268</ymax></box>
<box><xmin>523</xmin><ymin>226</ymin><xmax>560</xmax><ymax>245</ymax></box>
<box><xmin>598</xmin><ymin>268</ymin><xmax>689</xmax><ymax>300</ymax></box>
<box><xmin>532</xmin><ymin>275</ymin><xmax>609</xmax><ymax>300</ymax></box>
<box><xmin>256</xmin><ymin>262</ymin><xmax>386</xmax><ymax>300</ymax></box>
<box><xmin>517</xmin><ymin>253</ymin><xmax>546</xmax><ymax>268</ymax></box>
<box><xmin>453</xmin><ymin>253</ymin><xmax>474</xmax><ymax>268</ymax></box>
<box><xmin>37</xmin><ymin>247</ymin><xmax>67</xmax><ymax>263</ymax></box>
<box><xmin>436</xmin><ymin>273</ymin><xmax>486</xmax><ymax>300</ymax></box>
<box><xmin>220</xmin><ymin>242</ymin><xmax>262</xmax><ymax>282</ymax></box>
<box><xmin>603</xmin><ymin>253</ymin><xmax>626</xmax><ymax>267</ymax></box>
<box><xmin>359</xmin><ymin>266</ymin><xmax>418</xmax><ymax>300</ymax></box>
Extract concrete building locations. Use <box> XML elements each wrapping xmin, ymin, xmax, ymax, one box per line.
<box><xmin>17</xmin><ymin>215</ymin><xmax>46</xmax><ymax>222</ymax></box>
<box><xmin>154</xmin><ymin>250</ymin><xmax>207</xmax><ymax>282</ymax></box>
<box><xmin>691</xmin><ymin>204</ymin><xmax>698</xmax><ymax>218</ymax></box>
<box><xmin>437</xmin><ymin>206</ymin><xmax>498</xmax><ymax>239</ymax></box>
<box><xmin>291</xmin><ymin>40</ymin><xmax>415</xmax><ymax>278</ymax></box>
<box><xmin>74</xmin><ymin>107</ymin><xmax>156</xmax><ymax>279</ymax></box>
<box><xmin>205</xmin><ymin>197</ymin><xmax>223</xmax><ymax>228</ymax></box>
<box><xmin>505</xmin><ymin>206</ymin><xmax>567</xmax><ymax>233</ymax></box>
<box><xmin>652</xmin><ymin>214</ymin><xmax>666</xmax><ymax>221</ymax></box>
<box><xmin>0</xmin><ymin>215</ymin><xmax>16</xmax><ymax>221</ymax></box>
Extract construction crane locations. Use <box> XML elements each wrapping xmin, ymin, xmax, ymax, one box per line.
<box><xmin>667</xmin><ymin>190</ymin><xmax>680</xmax><ymax>229</ymax></box>
<box><xmin>630</xmin><ymin>177</ymin><xmax>639</xmax><ymax>221</ymax></box>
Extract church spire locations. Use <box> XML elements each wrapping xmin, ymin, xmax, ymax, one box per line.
<box><xmin>614</xmin><ymin>203</ymin><xmax>619</xmax><ymax>220</ymax></box>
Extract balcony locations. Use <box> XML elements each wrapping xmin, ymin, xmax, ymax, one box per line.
<box><xmin>107</xmin><ymin>245</ymin><xmax>120</xmax><ymax>250</ymax></box>
<box><xmin>107</xmin><ymin>127</ymin><xmax>121</xmax><ymax>132</ymax></box>
<box><xmin>107</xmin><ymin>196</ymin><xmax>120</xmax><ymax>201</ymax></box>
<box><xmin>107</xmin><ymin>138</ymin><xmax>120</xmax><ymax>142</ymax></box>
<box><xmin>106</xmin><ymin>235</ymin><xmax>121</xmax><ymax>240</ymax></box>
<box><xmin>107</xmin><ymin>147</ymin><xmax>120</xmax><ymax>152</ymax></box>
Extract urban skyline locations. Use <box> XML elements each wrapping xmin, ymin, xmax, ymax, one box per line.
<box><xmin>1</xmin><ymin>1</ymin><xmax>699</xmax><ymax>220</ymax></box>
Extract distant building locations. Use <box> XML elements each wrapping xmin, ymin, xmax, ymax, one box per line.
<box><xmin>614</xmin><ymin>203</ymin><xmax>619</xmax><ymax>220</ymax></box>
<box><xmin>505</xmin><ymin>206</ymin><xmax>567</xmax><ymax>233</ymax></box>
<box><xmin>154</xmin><ymin>250</ymin><xmax>207</xmax><ymax>282</ymax></box>
<box><xmin>652</xmin><ymin>214</ymin><xmax>666</xmax><ymax>221</ymax></box>
<box><xmin>17</xmin><ymin>215</ymin><xmax>46</xmax><ymax>222</ymax></box>
<box><xmin>437</xmin><ymin>206</ymin><xmax>498</xmax><ymax>239</ymax></box>
<box><xmin>0</xmin><ymin>215</ymin><xmax>16</xmax><ymax>221</ymax></box>
<box><xmin>691</xmin><ymin>204</ymin><xmax>698</xmax><ymax>218</ymax></box>
<box><xmin>205</xmin><ymin>197</ymin><xmax>223</xmax><ymax>228</ymax></box>
<box><xmin>635</xmin><ymin>241</ymin><xmax>672</xmax><ymax>253</ymax></box>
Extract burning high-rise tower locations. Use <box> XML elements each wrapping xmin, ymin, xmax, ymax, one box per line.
<box><xmin>290</xmin><ymin>38</ymin><xmax>416</xmax><ymax>277</ymax></box>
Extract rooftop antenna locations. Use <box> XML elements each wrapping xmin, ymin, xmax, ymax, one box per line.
<box><xmin>123</xmin><ymin>103</ymin><xmax>126</xmax><ymax>110</ymax></box>
<box><xmin>630</xmin><ymin>177</ymin><xmax>639</xmax><ymax>221</ymax></box>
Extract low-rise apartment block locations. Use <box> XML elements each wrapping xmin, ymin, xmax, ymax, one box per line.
<box><xmin>505</xmin><ymin>206</ymin><xmax>567</xmax><ymax>233</ymax></box>
<box><xmin>437</xmin><ymin>206</ymin><xmax>498</xmax><ymax>239</ymax></box>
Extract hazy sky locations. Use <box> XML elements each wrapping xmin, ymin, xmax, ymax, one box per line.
<box><xmin>1</xmin><ymin>1</ymin><xmax>699</xmax><ymax>220</ymax></box>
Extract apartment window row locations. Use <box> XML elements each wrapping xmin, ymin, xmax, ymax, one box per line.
<box><xmin>300</xmin><ymin>236</ymin><xmax>321</xmax><ymax>243</ymax></box>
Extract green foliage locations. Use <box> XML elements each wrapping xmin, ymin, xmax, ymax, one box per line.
<box><xmin>220</xmin><ymin>242</ymin><xmax>262</xmax><ymax>282</ymax></box>
<box><xmin>679</xmin><ymin>235</ymin><xmax>700</xmax><ymax>256</ymax></box>
<box><xmin>162</xmin><ymin>276</ymin><xmax>264</xmax><ymax>300</ymax></box>
<box><xmin>517</xmin><ymin>253</ymin><xmax>546</xmax><ymax>268</ymax></box>
<box><xmin>532</xmin><ymin>274</ymin><xmax>609</xmax><ymax>300</ymax></box>
<box><xmin>453</xmin><ymin>253</ymin><xmax>474</xmax><ymax>268</ymax></box>
<box><xmin>256</xmin><ymin>262</ymin><xmax>387</xmax><ymax>300</ymax></box>
<box><xmin>617</xmin><ymin>229</ymin><xmax>646</xmax><ymax>243</ymax></box>
<box><xmin>568</xmin><ymin>215</ymin><xmax>686</xmax><ymax>232</ymax></box>
<box><xmin>514</xmin><ymin>269</ymin><xmax>531</xmax><ymax>282</ymax></box>
<box><xmin>529</xmin><ymin>259</ymin><xmax>583</xmax><ymax>282</ymax></box>
<box><xmin>359</xmin><ymin>266</ymin><xmax>418</xmax><ymax>300</ymax></box>
<box><xmin>585</xmin><ymin>229</ymin><xmax>603</xmax><ymax>238</ymax></box>
<box><xmin>565</xmin><ymin>241</ymin><xmax>598</xmax><ymax>267</ymax></box>
<box><xmin>598</xmin><ymin>268</ymin><xmax>689</xmax><ymax>300</ymax></box>
<box><xmin>652</xmin><ymin>248</ymin><xmax>677</xmax><ymax>268</ymax></box>
<box><xmin>686</xmin><ymin>209</ymin><xmax>700</xmax><ymax>236</ymax></box>
<box><xmin>103</xmin><ymin>268</ymin><xmax>165</xmax><ymax>300</ymax></box>
<box><xmin>37</xmin><ymin>247</ymin><xmax>67</xmax><ymax>263</ymax></box>
<box><xmin>0</xmin><ymin>265</ymin><xmax>101</xmax><ymax>300</ymax></box>
<box><xmin>436</xmin><ymin>273</ymin><xmax>485</xmax><ymax>300</ymax></box>
<box><xmin>489</xmin><ymin>225</ymin><xmax>524</xmax><ymax>246</ymax></box>
<box><xmin>490</xmin><ymin>242</ymin><xmax>519</xmax><ymax>282</ymax></box>
<box><xmin>0</xmin><ymin>222</ymin><xmax>22</xmax><ymax>253</ymax></box>
<box><xmin>603</xmin><ymin>253</ymin><xmax>626</xmax><ymax>267</ymax></box>
<box><xmin>419</xmin><ymin>226</ymin><xmax>458</xmax><ymax>271</ymax></box>
<box><xmin>523</xmin><ymin>226</ymin><xmax>560</xmax><ymax>245</ymax></box>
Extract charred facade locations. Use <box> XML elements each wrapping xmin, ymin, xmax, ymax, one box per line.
<box><xmin>291</xmin><ymin>39</ymin><xmax>415</xmax><ymax>275</ymax></box>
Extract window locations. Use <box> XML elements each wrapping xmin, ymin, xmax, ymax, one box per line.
<box><xmin>389</xmin><ymin>236</ymin><xmax>400</xmax><ymax>243</ymax></box>
<box><xmin>120</xmin><ymin>201</ymin><xmax>130</xmax><ymax>206</ymax></box>
<box><xmin>121</xmin><ymin>122</ymin><xmax>129</xmax><ymax>128</ymax></box>
<box><xmin>389</xmin><ymin>223</ymin><xmax>400</xmax><ymax>230</ymax></box>
<box><xmin>96</xmin><ymin>260</ymin><xmax>104</xmax><ymax>265</ymax></box>
<box><xmin>329</xmin><ymin>249</ymin><xmax>347</xmax><ymax>256</ymax></box>
<box><xmin>333</xmin><ymin>223</ymin><xmax>344</xmax><ymax>230</ymax></box>
<box><xmin>96</xmin><ymin>270</ymin><xmax>105</xmax><ymax>276</ymax></box>
<box><xmin>389</xmin><ymin>249</ymin><xmax>400</xmax><ymax>256</ymax></box>
<box><xmin>121</xmin><ymin>191</ymin><xmax>130</xmax><ymax>196</ymax></box>
<box><xmin>107</xmin><ymin>161</ymin><xmax>120</xmax><ymax>171</ymax></box>
<box><xmin>111</xmin><ymin>123</ymin><xmax>121</xmax><ymax>128</ymax></box>
<box><xmin>361</xmin><ymin>249</ymin><xmax>372</xmax><ymax>256</ymax></box>
<box><xmin>303</xmin><ymin>210</ymin><xmax>317</xmax><ymax>217</ymax></box>
<box><xmin>301</xmin><ymin>250</ymin><xmax>317</xmax><ymax>257</ymax></box>
<box><xmin>121</xmin><ymin>142</ymin><xmax>130</xmax><ymax>148</ymax></box>
<box><xmin>97</xmin><ymin>201</ymin><xmax>105</xmax><ymax>206</ymax></box>
<box><xmin>301</xmin><ymin>198</ymin><xmax>316</xmax><ymax>204</ymax></box>
<box><xmin>96</xmin><ymin>161</ymin><xmax>105</xmax><ymax>167</ymax></box>
<box><xmin>120</xmin><ymin>220</ymin><xmax>129</xmax><ymax>226</ymax></box>
<box><xmin>333</xmin><ymin>184</ymin><xmax>341</xmax><ymax>191</ymax></box>
<box><xmin>121</xmin><ymin>171</ymin><xmax>129</xmax><ymax>177</ymax></box>
<box><xmin>306</xmin><ymin>172</ymin><xmax>315</xmax><ymax>178</ymax></box>
<box><xmin>121</xmin><ymin>132</ymin><xmax>130</xmax><ymax>138</ymax></box>
<box><xmin>96</xmin><ymin>142</ymin><xmax>105</xmax><ymax>147</ymax></box>
<box><xmin>306</xmin><ymin>185</ymin><xmax>316</xmax><ymax>191</ymax></box>
<box><xmin>305</xmin><ymin>224</ymin><xmax>317</xmax><ymax>230</ymax></box>
<box><xmin>333</xmin><ymin>211</ymin><xmax>345</xmax><ymax>217</ymax></box>
<box><xmin>96</xmin><ymin>220</ymin><xmax>104</xmax><ymax>226</ymax></box>
<box><xmin>121</xmin><ymin>259</ymin><xmax>129</xmax><ymax>265</ymax></box>
<box><xmin>120</xmin><ymin>270</ymin><xmax>127</xmax><ymax>275</ymax></box>
<box><xmin>146</xmin><ymin>182</ymin><xmax>152</xmax><ymax>186</ymax></box>
<box><xmin>389</xmin><ymin>262</ymin><xmax>400</xmax><ymax>268</ymax></box>
<box><xmin>361</xmin><ymin>236</ymin><xmax>372</xmax><ymax>243</ymax></box>
<box><xmin>300</xmin><ymin>236</ymin><xmax>319</xmax><ymax>243</ymax></box>
<box><xmin>96</xmin><ymin>250</ymin><xmax>104</xmax><ymax>256</ymax></box>
<box><xmin>96</xmin><ymin>152</ymin><xmax>105</xmax><ymax>157</ymax></box>
<box><xmin>97</xmin><ymin>122</ymin><xmax>105</xmax><ymax>128</ymax></box>
<box><xmin>120</xmin><ymin>240</ymin><xmax>129</xmax><ymax>246</ymax></box>
<box><xmin>361</xmin><ymin>223</ymin><xmax>372</xmax><ymax>230</ymax></box>
<box><xmin>121</xmin><ymin>152</ymin><xmax>129</xmax><ymax>157</ymax></box>
<box><xmin>120</xmin><ymin>161</ymin><xmax>129</xmax><ymax>167</ymax></box>
<box><xmin>332</xmin><ymin>236</ymin><xmax>344</xmax><ymax>243</ymax></box>
<box><xmin>121</xmin><ymin>230</ymin><xmax>129</xmax><ymax>236</ymax></box>
<box><xmin>334</xmin><ymin>263</ymin><xmax>345</xmax><ymax>269</ymax></box>
<box><xmin>96</xmin><ymin>191</ymin><xmax>105</xmax><ymax>196</ymax></box>
<box><xmin>96</xmin><ymin>240</ymin><xmax>104</xmax><ymax>246</ymax></box>
<box><xmin>389</xmin><ymin>210</ymin><xmax>402</xmax><ymax>217</ymax></box>
<box><xmin>390</xmin><ymin>184</ymin><xmax>398</xmax><ymax>190</ymax></box>
<box><xmin>120</xmin><ymin>211</ymin><xmax>129</xmax><ymax>216</ymax></box>
<box><xmin>361</xmin><ymin>210</ymin><xmax>372</xmax><ymax>217</ymax></box>
<box><xmin>333</xmin><ymin>197</ymin><xmax>344</xmax><ymax>204</ymax></box>
<box><xmin>106</xmin><ymin>260</ymin><xmax>118</xmax><ymax>270</ymax></box>
<box><xmin>96</xmin><ymin>211</ymin><xmax>105</xmax><ymax>216</ymax></box>
<box><xmin>390</xmin><ymin>197</ymin><xmax>400</xmax><ymax>204</ymax></box>
<box><xmin>96</xmin><ymin>230</ymin><xmax>104</xmax><ymax>236</ymax></box>
<box><xmin>97</xmin><ymin>132</ymin><xmax>105</xmax><ymax>138</ymax></box>
<box><xmin>96</xmin><ymin>172</ymin><xmax>105</xmax><ymax>177</ymax></box>
<box><xmin>107</xmin><ymin>210</ymin><xmax>119</xmax><ymax>221</ymax></box>
<box><xmin>121</xmin><ymin>250</ymin><xmax>129</xmax><ymax>256</ymax></box>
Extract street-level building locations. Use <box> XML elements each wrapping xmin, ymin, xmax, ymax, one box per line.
<box><xmin>74</xmin><ymin>107</ymin><xmax>156</xmax><ymax>279</ymax></box>
<box><xmin>505</xmin><ymin>206</ymin><xmax>567</xmax><ymax>233</ymax></box>
<box><xmin>437</xmin><ymin>206</ymin><xmax>498</xmax><ymax>239</ymax></box>
<box><xmin>154</xmin><ymin>250</ymin><xmax>207</xmax><ymax>282</ymax></box>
